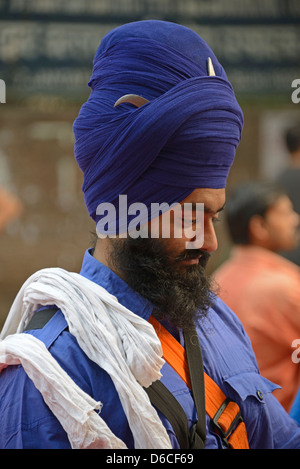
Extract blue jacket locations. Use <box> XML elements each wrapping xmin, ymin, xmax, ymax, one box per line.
<box><xmin>0</xmin><ymin>249</ymin><xmax>300</xmax><ymax>449</ymax></box>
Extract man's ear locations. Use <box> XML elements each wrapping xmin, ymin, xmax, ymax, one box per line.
<box><xmin>248</xmin><ymin>214</ymin><xmax>269</xmax><ymax>243</ymax></box>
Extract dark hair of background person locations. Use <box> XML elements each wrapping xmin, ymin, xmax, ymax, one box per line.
<box><xmin>285</xmin><ymin>125</ymin><xmax>300</xmax><ymax>154</ymax></box>
<box><xmin>225</xmin><ymin>182</ymin><xmax>286</xmax><ymax>245</ymax></box>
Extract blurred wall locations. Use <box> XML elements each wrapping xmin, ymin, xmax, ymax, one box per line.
<box><xmin>0</xmin><ymin>103</ymin><xmax>95</xmax><ymax>327</ymax></box>
<box><xmin>0</xmin><ymin>0</ymin><xmax>299</xmax><ymax>329</ymax></box>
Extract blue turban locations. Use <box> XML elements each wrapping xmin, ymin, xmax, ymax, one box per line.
<box><xmin>73</xmin><ymin>20</ymin><xmax>243</xmax><ymax>233</ymax></box>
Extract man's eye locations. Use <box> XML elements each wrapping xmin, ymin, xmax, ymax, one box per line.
<box><xmin>212</xmin><ymin>217</ymin><xmax>221</xmax><ymax>224</ymax></box>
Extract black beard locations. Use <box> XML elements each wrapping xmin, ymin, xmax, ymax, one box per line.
<box><xmin>108</xmin><ymin>236</ymin><xmax>215</xmax><ymax>330</ymax></box>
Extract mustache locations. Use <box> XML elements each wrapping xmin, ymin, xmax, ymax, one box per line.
<box><xmin>107</xmin><ymin>237</ymin><xmax>214</xmax><ymax>329</ymax></box>
<box><xmin>175</xmin><ymin>248</ymin><xmax>211</xmax><ymax>263</ymax></box>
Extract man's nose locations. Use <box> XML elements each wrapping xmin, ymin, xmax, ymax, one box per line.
<box><xmin>186</xmin><ymin>220</ymin><xmax>218</xmax><ymax>252</ymax></box>
<box><xmin>202</xmin><ymin>221</ymin><xmax>218</xmax><ymax>253</ymax></box>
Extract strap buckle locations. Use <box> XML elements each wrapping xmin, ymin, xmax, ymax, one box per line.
<box><xmin>212</xmin><ymin>398</ymin><xmax>244</xmax><ymax>447</ymax></box>
<box><xmin>189</xmin><ymin>422</ymin><xmax>206</xmax><ymax>449</ymax></box>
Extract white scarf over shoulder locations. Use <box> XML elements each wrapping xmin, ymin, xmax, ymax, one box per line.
<box><xmin>0</xmin><ymin>268</ymin><xmax>172</xmax><ymax>449</ymax></box>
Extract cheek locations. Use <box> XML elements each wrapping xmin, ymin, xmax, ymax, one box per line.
<box><xmin>149</xmin><ymin>212</ymin><xmax>190</xmax><ymax>240</ymax></box>
<box><xmin>272</xmin><ymin>222</ymin><xmax>286</xmax><ymax>240</ymax></box>
<box><xmin>269</xmin><ymin>218</ymin><xmax>293</xmax><ymax>244</ymax></box>
<box><xmin>279</xmin><ymin>217</ymin><xmax>296</xmax><ymax>237</ymax></box>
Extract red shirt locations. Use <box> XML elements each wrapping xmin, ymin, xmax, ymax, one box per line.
<box><xmin>214</xmin><ymin>245</ymin><xmax>300</xmax><ymax>411</ymax></box>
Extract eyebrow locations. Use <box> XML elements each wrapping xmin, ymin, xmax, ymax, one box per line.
<box><xmin>205</xmin><ymin>203</ymin><xmax>226</xmax><ymax>215</ymax></box>
<box><xmin>184</xmin><ymin>202</ymin><xmax>226</xmax><ymax>215</ymax></box>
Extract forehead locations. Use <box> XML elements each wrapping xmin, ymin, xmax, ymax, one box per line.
<box><xmin>180</xmin><ymin>188</ymin><xmax>226</xmax><ymax>213</ymax></box>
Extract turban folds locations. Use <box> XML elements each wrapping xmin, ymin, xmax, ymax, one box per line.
<box><xmin>73</xmin><ymin>21</ymin><xmax>244</xmax><ymax>230</ymax></box>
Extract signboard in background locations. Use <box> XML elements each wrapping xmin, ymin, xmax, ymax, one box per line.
<box><xmin>0</xmin><ymin>0</ymin><xmax>299</xmax><ymax>99</ymax></box>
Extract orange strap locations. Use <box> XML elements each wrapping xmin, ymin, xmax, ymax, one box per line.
<box><xmin>149</xmin><ymin>316</ymin><xmax>249</xmax><ymax>449</ymax></box>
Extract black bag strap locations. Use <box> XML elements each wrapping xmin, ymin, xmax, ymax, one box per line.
<box><xmin>24</xmin><ymin>307</ymin><xmax>207</xmax><ymax>448</ymax></box>
<box><xmin>144</xmin><ymin>380</ymin><xmax>191</xmax><ymax>449</ymax></box>
<box><xmin>184</xmin><ymin>325</ymin><xmax>207</xmax><ymax>447</ymax></box>
<box><xmin>145</xmin><ymin>323</ymin><xmax>206</xmax><ymax>449</ymax></box>
<box><xmin>24</xmin><ymin>307</ymin><xmax>58</xmax><ymax>331</ymax></box>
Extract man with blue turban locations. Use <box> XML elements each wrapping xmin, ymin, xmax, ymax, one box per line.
<box><xmin>0</xmin><ymin>21</ymin><xmax>299</xmax><ymax>450</ymax></box>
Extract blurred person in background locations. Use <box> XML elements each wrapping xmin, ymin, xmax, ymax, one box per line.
<box><xmin>0</xmin><ymin>186</ymin><xmax>22</xmax><ymax>233</ymax></box>
<box><xmin>214</xmin><ymin>181</ymin><xmax>300</xmax><ymax>412</ymax></box>
<box><xmin>276</xmin><ymin>124</ymin><xmax>300</xmax><ymax>266</ymax></box>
